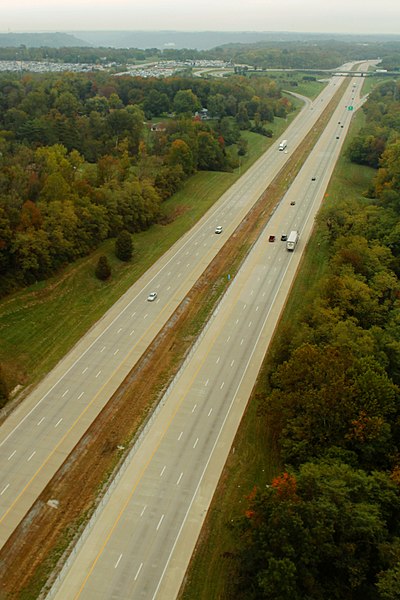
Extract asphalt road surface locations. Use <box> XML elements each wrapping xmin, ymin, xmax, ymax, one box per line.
<box><xmin>48</xmin><ymin>66</ymin><xmax>371</xmax><ymax>599</ymax></box>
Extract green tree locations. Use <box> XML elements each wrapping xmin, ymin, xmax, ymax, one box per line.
<box><xmin>173</xmin><ymin>89</ymin><xmax>200</xmax><ymax>116</ymax></box>
<box><xmin>115</xmin><ymin>229</ymin><xmax>133</xmax><ymax>261</ymax></box>
<box><xmin>95</xmin><ymin>255</ymin><xmax>111</xmax><ymax>280</ymax></box>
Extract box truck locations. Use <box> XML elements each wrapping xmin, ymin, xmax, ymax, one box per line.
<box><xmin>286</xmin><ymin>230</ymin><xmax>299</xmax><ymax>251</ymax></box>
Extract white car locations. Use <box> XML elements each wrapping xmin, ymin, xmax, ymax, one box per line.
<box><xmin>215</xmin><ymin>226</ymin><xmax>223</xmax><ymax>234</ymax></box>
<box><xmin>147</xmin><ymin>292</ymin><xmax>157</xmax><ymax>302</ymax></box>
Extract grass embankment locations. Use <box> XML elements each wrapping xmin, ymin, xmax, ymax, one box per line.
<box><xmin>179</xmin><ymin>87</ymin><xmax>376</xmax><ymax>600</ymax></box>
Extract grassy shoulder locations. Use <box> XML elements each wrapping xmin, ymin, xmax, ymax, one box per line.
<box><xmin>179</xmin><ymin>88</ymin><xmax>376</xmax><ymax>600</ymax></box>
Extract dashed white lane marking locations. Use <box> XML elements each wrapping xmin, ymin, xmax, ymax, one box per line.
<box><xmin>216</xmin><ymin>356</ymin><xmax>220</xmax><ymax>364</ymax></box>
<box><xmin>256</xmin><ymin>305</ymin><xmax>259</xmax><ymax>312</ymax></box>
<box><xmin>250</xmin><ymin>290</ymin><xmax>254</xmax><ymax>296</ymax></box>
<box><xmin>115</xmin><ymin>554</ymin><xmax>123</xmax><ymax>569</ymax></box>
<box><xmin>193</xmin><ymin>438</ymin><xmax>199</xmax><ymax>449</ymax></box>
<box><xmin>78</xmin><ymin>391</ymin><xmax>84</xmax><ymax>400</ymax></box>
<box><xmin>134</xmin><ymin>562</ymin><xmax>143</xmax><ymax>581</ymax></box>
<box><xmin>27</xmin><ymin>451</ymin><xmax>36</xmax><ymax>462</ymax></box>
<box><xmin>186</xmin><ymin>263</ymin><xmax>190</xmax><ymax>268</ymax></box>
<box><xmin>140</xmin><ymin>505</ymin><xmax>147</xmax><ymax>517</ymax></box>
<box><xmin>82</xmin><ymin>367</ymin><xmax>88</xmax><ymax>374</ymax></box>
<box><xmin>226</xmin><ymin>336</ymin><xmax>231</xmax><ymax>342</ymax></box>
<box><xmin>1</xmin><ymin>484</ymin><xmax>10</xmax><ymax>496</ymax></box>
<box><xmin>178</xmin><ymin>431</ymin><xmax>183</xmax><ymax>441</ymax></box>
<box><xmin>55</xmin><ymin>418</ymin><xmax>63</xmax><ymax>428</ymax></box>
<box><xmin>37</xmin><ymin>417</ymin><xmax>45</xmax><ymax>426</ymax></box>
<box><xmin>208</xmin><ymin>408</ymin><xmax>213</xmax><ymax>416</ymax></box>
<box><xmin>131</xmin><ymin>311</ymin><xmax>136</xmax><ymax>317</ymax></box>
<box><xmin>220</xmin><ymin>381</ymin><xmax>225</xmax><ymax>390</ymax></box>
<box><xmin>235</xmin><ymin>318</ymin><xmax>239</xmax><ymax>324</ymax></box>
<box><xmin>130</xmin><ymin>329</ymin><xmax>135</xmax><ymax>336</ymax></box>
<box><xmin>248</xmin><ymin>321</ymin><xmax>252</xmax><ymax>327</ymax></box>
<box><xmin>144</xmin><ymin>314</ymin><xmax>148</xmax><ymax>320</ymax></box>
<box><xmin>242</xmin><ymin>303</ymin><xmax>247</xmax><ymax>310</ymax></box>
<box><xmin>167</xmin><ymin>271</ymin><xmax>171</xmax><ymax>276</ymax></box>
<box><xmin>62</xmin><ymin>389</ymin><xmax>69</xmax><ymax>397</ymax></box>
<box><xmin>114</xmin><ymin>349</ymin><xmax>119</xmax><ymax>356</ymax></box>
<box><xmin>176</xmin><ymin>472</ymin><xmax>183</xmax><ymax>485</ymax></box>
<box><xmin>167</xmin><ymin>286</ymin><xmax>171</xmax><ymax>291</ymax></box>
<box><xmin>205</xmin><ymin>379</ymin><xmax>209</xmax><ymax>387</ymax></box>
<box><xmin>156</xmin><ymin>515</ymin><xmax>164</xmax><ymax>531</ymax></box>
<box><xmin>95</xmin><ymin>370</ymin><xmax>101</xmax><ymax>378</ymax></box>
<box><xmin>100</xmin><ymin>346</ymin><xmax>106</xmax><ymax>353</ymax></box>
<box><xmin>160</xmin><ymin>466</ymin><xmax>166</xmax><ymax>477</ymax></box>
<box><xmin>8</xmin><ymin>450</ymin><xmax>16</xmax><ymax>460</ymax></box>
<box><xmin>230</xmin><ymin>359</ymin><xmax>235</xmax><ymax>367</ymax></box>
<box><xmin>117</xmin><ymin>328</ymin><xmax>122</xmax><ymax>334</ymax></box>
<box><xmin>240</xmin><ymin>338</ymin><xmax>244</xmax><ymax>345</ymax></box>
<box><xmin>192</xmin><ymin>404</ymin><xmax>197</xmax><ymax>413</ymax></box>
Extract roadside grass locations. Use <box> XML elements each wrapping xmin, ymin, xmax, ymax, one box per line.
<box><xmin>179</xmin><ymin>88</ymin><xmax>376</xmax><ymax>600</ymax></box>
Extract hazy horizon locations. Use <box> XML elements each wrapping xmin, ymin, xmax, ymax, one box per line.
<box><xmin>1</xmin><ymin>0</ymin><xmax>399</xmax><ymax>36</ymax></box>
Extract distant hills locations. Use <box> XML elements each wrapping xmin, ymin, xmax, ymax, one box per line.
<box><xmin>0</xmin><ymin>30</ymin><xmax>399</xmax><ymax>50</ymax></box>
<box><xmin>0</xmin><ymin>32</ymin><xmax>91</xmax><ymax>48</ymax></box>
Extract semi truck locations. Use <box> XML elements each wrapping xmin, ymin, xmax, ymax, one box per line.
<box><xmin>278</xmin><ymin>139</ymin><xmax>287</xmax><ymax>151</ymax></box>
<box><xmin>286</xmin><ymin>230</ymin><xmax>299</xmax><ymax>251</ymax></box>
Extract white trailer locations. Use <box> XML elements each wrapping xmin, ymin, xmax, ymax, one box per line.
<box><xmin>278</xmin><ymin>139</ymin><xmax>287</xmax><ymax>151</ymax></box>
<box><xmin>286</xmin><ymin>230</ymin><xmax>299</xmax><ymax>251</ymax></box>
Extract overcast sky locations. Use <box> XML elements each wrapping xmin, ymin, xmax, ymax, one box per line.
<box><xmin>1</xmin><ymin>0</ymin><xmax>399</xmax><ymax>35</ymax></box>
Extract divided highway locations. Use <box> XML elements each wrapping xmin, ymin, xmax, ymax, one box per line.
<box><xmin>0</xmin><ymin>67</ymin><xmax>351</xmax><ymax>548</ymax></box>
<box><xmin>47</xmin><ymin>67</ymin><xmax>370</xmax><ymax>599</ymax></box>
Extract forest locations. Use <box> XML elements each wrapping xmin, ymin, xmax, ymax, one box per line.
<box><xmin>230</xmin><ymin>80</ymin><xmax>400</xmax><ymax>599</ymax></box>
<box><xmin>0</xmin><ymin>70</ymin><xmax>292</xmax><ymax>297</ymax></box>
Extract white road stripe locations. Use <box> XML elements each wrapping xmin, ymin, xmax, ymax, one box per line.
<box><xmin>178</xmin><ymin>431</ymin><xmax>183</xmax><ymax>441</ymax></box>
<box><xmin>134</xmin><ymin>562</ymin><xmax>143</xmax><ymax>580</ymax></box>
<box><xmin>208</xmin><ymin>408</ymin><xmax>213</xmax><ymax>416</ymax></box>
<box><xmin>82</xmin><ymin>367</ymin><xmax>88</xmax><ymax>374</ymax></box>
<box><xmin>8</xmin><ymin>450</ymin><xmax>16</xmax><ymax>460</ymax></box>
<box><xmin>192</xmin><ymin>404</ymin><xmax>197</xmax><ymax>413</ymax></box>
<box><xmin>114</xmin><ymin>554</ymin><xmax>123</xmax><ymax>569</ymax></box>
<box><xmin>160</xmin><ymin>466</ymin><xmax>166</xmax><ymax>477</ymax></box>
<box><xmin>140</xmin><ymin>505</ymin><xmax>147</xmax><ymax>517</ymax></box>
<box><xmin>27</xmin><ymin>451</ymin><xmax>36</xmax><ymax>462</ymax></box>
<box><xmin>95</xmin><ymin>370</ymin><xmax>101</xmax><ymax>378</ymax></box>
<box><xmin>78</xmin><ymin>391</ymin><xmax>84</xmax><ymax>400</ymax></box>
<box><xmin>176</xmin><ymin>472</ymin><xmax>183</xmax><ymax>485</ymax></box>
<box><xmin>37</xmin><ymin>417</ymin><xmax>45</xmax><ymax>426</ymax></box>
<box><xmin>1</xmin><ymin>484</ymin><xmax>10</xmax><ymax>496</ymax></box>
<box><xmin>220</xmin><ymin>381</ymin><xmax>225</xmax><ymax>390</ymax></box>
<box><xmin>62</xmin><ymin>389</ymin><xmax>69</xmax><ymax>398</ymax></box>
<box><xmin>55</xmin><ymin>418</ymin><xmax>63</xmax><ymax>428</ymax></box>
<box><xmin>193</xmin><ymin>438</ymin><xmax>199</xmax><ymax>449</ymax></box>
<box><xmin>114</xmin><ymin>349</ymin><xmax>119</xmax><ymax>356</ymax></box>
<box><xmin>100</xmin><ymin>346</ymin><xmax>106</xmax><ymax>353</ymax></box>
<box><xmin>156</xmin><ymin>515</ymin><xmax>164</xmax><ymax>531</ymax></box>
<box><xmin>130</xmin><ymin>329</ymin><xmax>135</xmax><ymax>336</ymax></box>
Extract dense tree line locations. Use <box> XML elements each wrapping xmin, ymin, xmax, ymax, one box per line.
<box><xmin>0</xmin><ymin>39</ymin><xmax>399</xmax><ymax>71</ymax></box>
<box><xmin>0</xmin><ymin>71</ymin><xmax>292</xmax><ymax>295</ymax></box>
<box><xmin>233</xmin><ymin>82</ymin><xmax>400</xmax><ymax>599</ymax></box>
